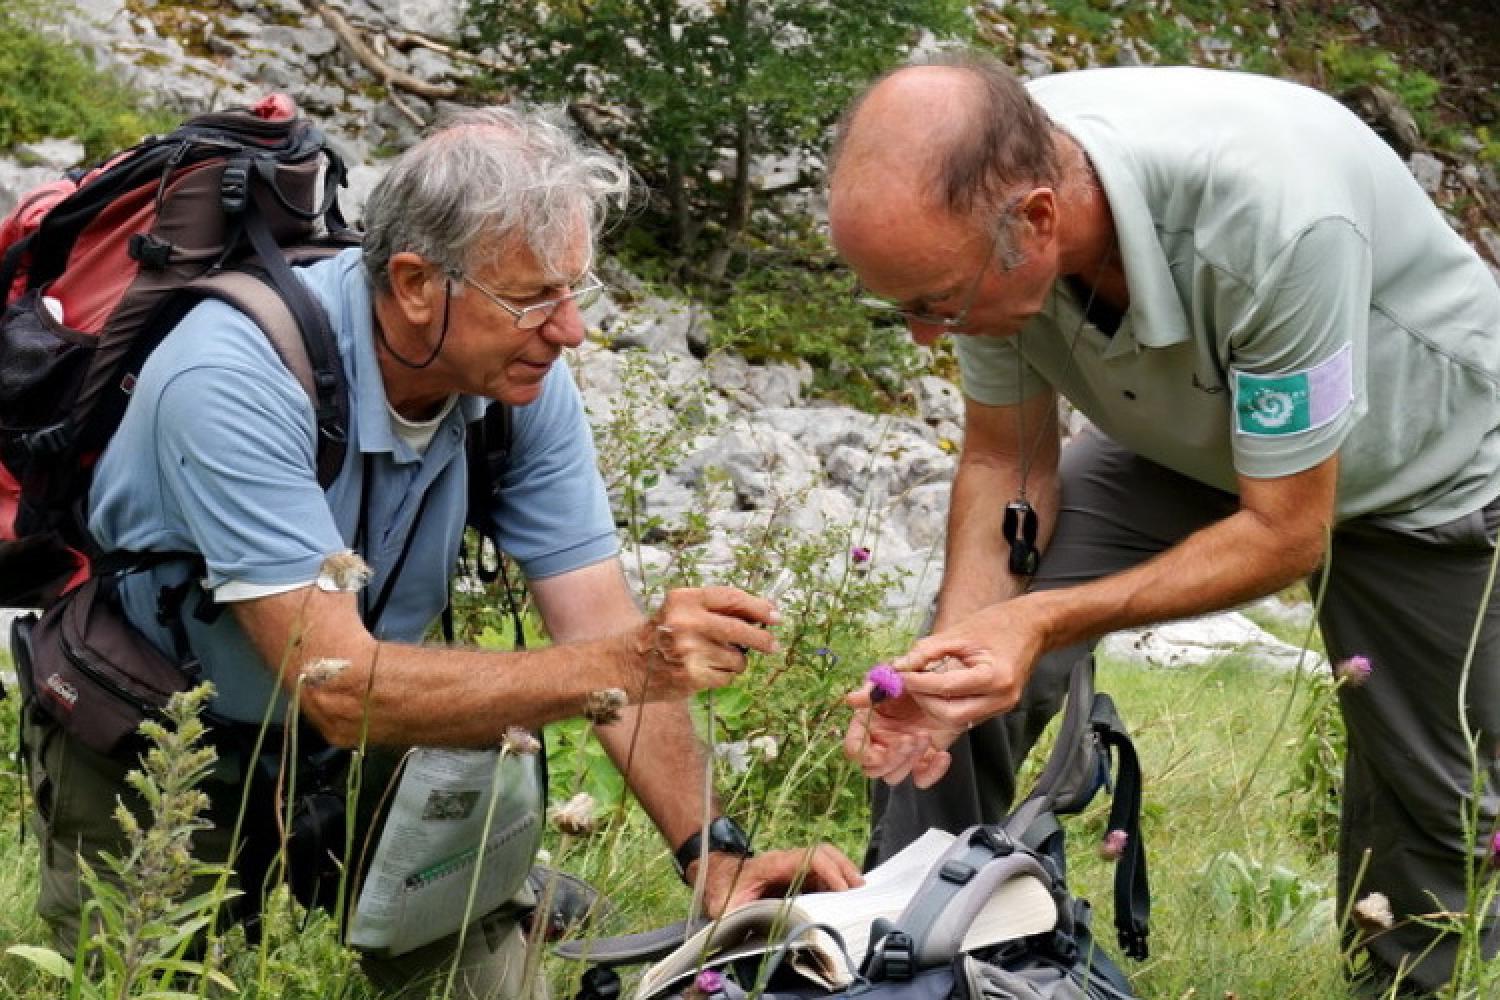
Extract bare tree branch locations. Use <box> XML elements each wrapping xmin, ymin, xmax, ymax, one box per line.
<box><xmin>314</xmin><ymin>2</ymin><xmax>459</xmax><ymax>103</ymax></box>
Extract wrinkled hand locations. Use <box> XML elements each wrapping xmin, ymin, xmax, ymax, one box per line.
<box><xmin>627</xmin><ymin>586</ymin><xmax>780</xmax><ymax>702</ymax></box>
<box><xmin>842</xmin><ymin>600</ymin><xmax>1048</xmax><ymax>787</ymax></box>
<box><xmin>691</xmin><ymin>844</ymin><xmax>864</xmax><ymax>918</ymax></box>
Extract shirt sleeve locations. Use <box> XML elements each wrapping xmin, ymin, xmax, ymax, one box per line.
<box><xmin>1225</xmin><ymin>217</ymin><xmax>1368</xmax><ymax>479</ymax></box>
<box><xmin>955</xmin><ymin>326</ymin><xmax>1053</xmax><ymax>406</ymax></box>
<box><xmin>149</xmin><ymin>317</ymin><xmax>346</xmax><ymax>590</ymax></box>
<box><xmin>488</xmin><ymin>362</ymin><xmax>618</xmax><ymax>580</ymax></box>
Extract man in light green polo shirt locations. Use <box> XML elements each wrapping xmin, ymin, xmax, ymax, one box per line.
<box><xmin>828</xmin><ymin>53</ymin><xmax>1500</xmax><ymax>994</ymax></box>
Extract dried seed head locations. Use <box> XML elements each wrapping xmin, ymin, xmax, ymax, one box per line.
<box><xmin>584</xmin><ymin>687</ymin><xmax>628</xmax><ymax>725</ymax></box>
<box><xmin>301</xmin><ymin>657</ymin><xmax>350</xmax><ymax>687</ymax></box>
<box><xmin>749</xmin><ymin>734</ymin><xmax>779</xmax><ymax>761</ymax></box>
<box><xmin>549</xmin><ymin>792</ymin><xmax>599</xmax><ymax>836</ymax></box>
<box><xmin>501</xmin><ymin>727</ymin><xmax>541</xmax><ymax>755</ymax></box>
<box><xmin>318</xmin><ymin>550</ymin><xmax>374</xmax><ymax>593</ymax></box>
<box><xmin>1352</xmin><ymin>892</ymin><xmax>1395</xmax><ymax>932</ymax></box>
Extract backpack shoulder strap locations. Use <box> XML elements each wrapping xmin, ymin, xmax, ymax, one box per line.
<box><xmin>186</xmin><ymin>269</ymin><xmax>347</xmax><ymax>489</ymax></box>
<box><xmin>884</xmin><ymin>827</ymin><xmax>1062</xmax><ymax>972</ymax></box>
<box><xmin>1002</xmin><ymin>655</ymin><xmax>1151</xmax><ymax>962</ymax></box>
<box><xmin>465</xmin><ymin>399</ymin><xmax>513</xmax><ymax>536</ymax></box>
<box><xmin>1090</xmin><ymin>691</ymin><xmax>1150</xmax><ymax>960</ymax></box>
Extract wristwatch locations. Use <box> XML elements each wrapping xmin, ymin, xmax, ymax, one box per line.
<box><xmin>673</xmin><ymin>816</ymin><xmax>754</xmax><ymax>882</ymax></box>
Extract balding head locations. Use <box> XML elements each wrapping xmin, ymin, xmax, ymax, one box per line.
<box><xmin>829</xmin><ymin>54</ymin><xmax>1061</xmax><ymax>229</ymax></box>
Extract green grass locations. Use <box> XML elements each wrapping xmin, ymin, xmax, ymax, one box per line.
<box><xmin>3</xmin><ymin>628</ymin><xmax>1497</xmax><ymax>996</ymax></box>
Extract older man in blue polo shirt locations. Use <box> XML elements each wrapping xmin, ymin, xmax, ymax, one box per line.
<box><xmin>25</xmin><ymin>106</ymin><xmax>860</xmax><ymax>998</ymax></box>
<box><xmin>831</xmin><ymin>55</ymin><xmax>1500</xmax><ymax>994</ymax></box>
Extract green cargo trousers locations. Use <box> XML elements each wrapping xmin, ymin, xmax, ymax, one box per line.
<box><xmin>869</xmin><ymin>431</ymin><xmax>1500</xmax><ymax>993</ymax></box>
<box><xmin>22</xmin><ymin>706</ymin><xmax>545</xmax><ymax>1000</ymax></box>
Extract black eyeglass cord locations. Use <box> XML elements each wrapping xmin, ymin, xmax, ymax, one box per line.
<box><xmin>378</xmin><ymin>280</ymin><xmax>452</xmax><ymax>370</ymax></box>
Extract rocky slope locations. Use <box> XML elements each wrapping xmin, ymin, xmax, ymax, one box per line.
<box><xmin>4</xmin><ymin>0</ymin><xmax>1497</xmax><ymax>659</ymax></box>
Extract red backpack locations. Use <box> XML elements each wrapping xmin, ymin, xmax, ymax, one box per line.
<box><xmin>0</xmin><ymin>96</ymin><xmax>356</xmax><ymax>608</ymax></box>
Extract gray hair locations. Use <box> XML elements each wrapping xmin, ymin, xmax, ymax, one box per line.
<box><xmin>362</xmin><ymin>104</ymin><xmax>630</xmax><ymax>291</ymax></box>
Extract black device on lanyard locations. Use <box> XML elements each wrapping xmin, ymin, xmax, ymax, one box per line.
<box><xmin>1003</xmin><ymin>498</ymin><xmax>1040</xmax><ymax>577</ymax></box>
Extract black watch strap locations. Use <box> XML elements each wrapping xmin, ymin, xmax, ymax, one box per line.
<box><xmin>673</xmin><ymin>816</ymin><xmax>754</xmax><ymax>882</ymax></box>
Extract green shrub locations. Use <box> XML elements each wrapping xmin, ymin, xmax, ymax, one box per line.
<box><xmin>711</xmin><ymin>233</ymin><xmax>922</xmax><ymax>413</ymax></box>
<box><xmin>0</xmin><ymin>3</ymin><xmax>174</xmax><ymax>159</ymax></box>
<box><xmin>1319</xmin><ymin>42</ymin><xmax>1441</xmax><ymax>123</ymax></box>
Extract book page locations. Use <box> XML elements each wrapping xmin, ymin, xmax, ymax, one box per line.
<box><xmin>633</xmin><ymin>830</ymin><xmax>959</xmax><ymax>999</ymax></box>
<box><xmin>631</xmin><ymin>829</ymin><xmax>1060</xmax><ymax>1000</ymax></box>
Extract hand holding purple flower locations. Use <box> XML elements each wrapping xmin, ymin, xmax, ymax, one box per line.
<box><xmin>866</xmin><ymin>664</ymin><xmax>904</xmax><ymax>704</ymax></box>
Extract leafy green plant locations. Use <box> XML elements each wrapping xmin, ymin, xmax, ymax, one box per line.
<box><xmin>6</xmin><ymin>683</ymin><xmax>240</xmax><ymax>999</ymax></box>
<box><xmin>1319</xmin><ymin>41</ymin><xmax>1441</xmax><ymax>130</ymax></box>
<box><xmin>712</xmin><ymin>238</ymin><xmax>922</xmax><ymax>413</ymax></box>
<box><xmin>1283</xmin><ymin>668</ymin><xmax>1345</xmax><ymax>854</ymax></box>
<box><xmin>1200</xmin><ymin>850</ymin><xmax>1335</xmax><ymax>947</ymax></box>
<box><xmin>0</xmin><ymin>2</ymin><xmax>175</xmax><ymax>159</ymax></box>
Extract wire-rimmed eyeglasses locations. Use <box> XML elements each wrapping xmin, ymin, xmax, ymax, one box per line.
<box><xmin>857</xmin><ymin>204</ymin><xmax>1020</xmax><ymax>329</ymax></box>
<box><xmin>463</xmin><ymin>271</ymin><xmax>605</xmax><ymax>330</ymax></box>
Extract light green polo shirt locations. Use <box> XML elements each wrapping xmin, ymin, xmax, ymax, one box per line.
<box><xmin>956</xmin><ymin>67</ymin><xmax>1500</xmax><ymax>528</ymax></box>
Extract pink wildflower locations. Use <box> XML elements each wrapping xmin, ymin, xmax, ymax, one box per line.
<box><xmin>867</xmin><ymin>664</ymin><xmax>904</xmax><ymax>704</ymax></box>
<box><xmin>1335</xmin><ymin>654</ymin><xmax>1373</xmax><ymax>688</ymax></box>
<box><xmin>850</xmin><ymin>545</ymin><xmax>872</xmax><ymax>565</ymax></box>
<box><xmin>1490</xmin><ymin>830</ymin><xmax>1500</xmax><ymax>868</ymax></box>
<box><xmin>1098</xmin><ymin>829</ymin><xmax>1129</xmax><ymax>862</ymax></box>
<box><xmin>694</xmin><ymin>969</ymin><xmax>725</xmax><ymax>995</ymax></box>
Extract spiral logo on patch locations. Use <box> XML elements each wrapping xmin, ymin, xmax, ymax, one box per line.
<box><xmin>1248</xmin><ymin>389</ymin><xmax>1296</xmax><ymax>430</ymax></box>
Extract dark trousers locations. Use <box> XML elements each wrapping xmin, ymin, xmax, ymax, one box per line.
<box><xmin>869</xmin><ymin>432</ymin><xmax>1500</xmax><ymax>991</ymax></box>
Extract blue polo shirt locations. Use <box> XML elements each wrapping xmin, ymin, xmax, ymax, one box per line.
<box><xmin>89</xmin><ymin>249</ymin><xmax>618</xmax><ymax>722</ymax></box>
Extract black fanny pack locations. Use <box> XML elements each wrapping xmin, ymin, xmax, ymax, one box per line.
<box><xmin>12</xmin><ymin>574</ymin><xmax>198</xmax><ymax>755</ymax></box>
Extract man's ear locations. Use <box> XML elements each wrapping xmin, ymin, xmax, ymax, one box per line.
<box><xmin>1018</xmin><ymin>187</ymin><xmax>1059</xmax><ymax>243</ymax></box>
<box><xmin>386</xmin><ymin>252</ymin><xmax>444</xmax><ymax>326</ymax></box>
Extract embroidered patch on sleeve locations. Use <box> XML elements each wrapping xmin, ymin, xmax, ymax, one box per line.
<box><xmin>1232</xmin><ymin>343</ymin><xmax>1353</xmax><ymax>437</ymax></box>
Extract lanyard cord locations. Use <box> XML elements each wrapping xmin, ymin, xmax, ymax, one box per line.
<box><xmin>354</xmin><ymin>454</ymin><xmax>438</xmax><ymax>634</ymax></box>
<box><xmin>1014</xmin><ymin>269</ymin><xmax>1105</xmax><ymax>501</ymax></box>
<box><xmin>1006</xmin><ymin>267</ymin><xmax>1107</xmax><ymax>577</ymax></box>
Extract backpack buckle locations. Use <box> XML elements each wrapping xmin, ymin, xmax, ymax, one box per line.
<box><xmin>873</xmin><ymin>929</ymin><xmax>914</xmax><ymax>982</ymax></box>
<box><xmin>127</xmin><ymin>233</ymin><xmax>175</xmax><ymax>270</ymax></box>
<box><xmin>939</xmin><ymin>859</ymin><xmax>976</xmax><ymax>885</ymax></box>
<box><xmin>221</xmin><ymin>159</ymin><xmax>251</xmax><ymax>214</ymax></box>
<box><xmin>973</xmin><ymin>826</ymin><xmax>1014</xmax><ymax>857</ymax></box>
<box><xmin>21</xmin><ymin>421</ymin><xmax>72</xmax><ymax>458</ymax></box>
<box><xmin>574</xmin><ymin>965</ymin><xmax>621</xmax><ymax>1000</ymax></box>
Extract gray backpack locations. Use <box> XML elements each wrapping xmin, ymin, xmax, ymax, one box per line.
<box><xmin>559</xmin><ymin>655</ymin><xmax>1148</xmax><ymax>1000</ymax></box>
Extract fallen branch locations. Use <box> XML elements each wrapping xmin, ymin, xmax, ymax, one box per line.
<box><xmin>384</xmin><ymin>27</ymin><xmax>514</xmax><ymax>77</ymax></box>
<box><xmin>313</xmin><ymin>2</ymin><xmax>459</xmax><ymax>103</ymax></box>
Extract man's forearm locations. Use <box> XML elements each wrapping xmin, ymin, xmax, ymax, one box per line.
<box><xmin>933</xmin><ymin>455</ymin><xmax>1059</xmax><ymax>632</ymax></box>
<box><xmin>1021</xmin><ymin>502</ymin><xmax>1325</xmax><ymax>655</ymax></box>
<box><xmin>596</xmin><ymin>702</ymin><xmax>717</xmax><ymax>851</ymax></box>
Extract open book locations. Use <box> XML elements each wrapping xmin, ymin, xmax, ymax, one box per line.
<box><xmin>632</xmin><ymin>829</ymin><xmax>1057</xmax><ymax>999</ymax></box>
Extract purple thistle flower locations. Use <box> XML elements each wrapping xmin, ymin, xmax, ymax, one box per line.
<box><xmin>1098</xmin><ymin>829</ymin><xmax>1129</xmax><ymax>862</ymax></box>
<box><xmin>1490</xmin><ymin>830</ymin><xmax>1500</xmax><ymax>868</ymax></box>
<box><xmin>850</xmin><ymin>545</ymin><xmax>872</xmax><ymax>565</ymax></box>
<box><xmin>1335</xmin><ymin>654</ymin><xmax>1373</xmax><ymax>688</ymax></box>
<box><xmin>694</xmin><ymin>968</ymin><xmax>725</xmax><ymax>995</ymax></box>
<box><xmin>867</xmin><ymin>664</ymin><xmax>904</xmax><ymax>704</ymax></box>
